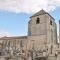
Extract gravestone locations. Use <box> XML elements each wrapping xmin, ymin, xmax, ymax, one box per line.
<box><xmin>56</xmin><ymin>49</ymin><xmax>60</xmax><ymax>60</ymax></box>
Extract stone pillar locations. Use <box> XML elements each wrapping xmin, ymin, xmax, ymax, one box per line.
<box><xmin>56</xmin><ymin>20</ymin><xmax>60</xmax><ymax>60</ymax></box>
<box><xmin>59</xmin><ymin>20</ymin><xmax>60</xmax><ymax>47</ymax></box>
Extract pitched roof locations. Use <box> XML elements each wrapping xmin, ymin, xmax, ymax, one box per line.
<box><xmin>0</xmin><ymin>36</ymin><xmax>27</xmax><ymax>40</ymax></box>
<box><xmin>30</xmin><ymin>9</ymin><xmax>55</xmax><ymax>20</ymax></box>
<box><xmin>31</xmin><ymin>9</ymin><xmax>47</xmax><ymax>17</ymax></box>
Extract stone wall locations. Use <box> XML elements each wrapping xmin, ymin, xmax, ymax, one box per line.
<box><xmin>27</xmin><ymin>35</ymin><xmax>46</xmax><ymax>50</ymax></box>
<box><xmin>28</xmin><ymin>14</ymin><xmax>47</xmax><ymax>36</ymax></box>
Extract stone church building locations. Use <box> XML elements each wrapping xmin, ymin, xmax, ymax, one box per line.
<box><xmin>0</xmin><ymin>9</ymin><xmax>58</xmax><ymax>60</ymax></box>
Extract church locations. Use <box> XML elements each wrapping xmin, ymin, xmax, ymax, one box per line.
<box><xmin>0</xmin><ymin>9</ymin><xmax>59</xmax><ymax>60</ymax></box>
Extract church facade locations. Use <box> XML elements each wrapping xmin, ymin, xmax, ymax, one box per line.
<box><xmin>0</xmin><ymin>9</ymin><xmax>58</xmax><ymax>60</ymax></box>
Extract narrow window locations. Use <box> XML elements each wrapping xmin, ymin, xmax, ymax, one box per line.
<box><xmin>36</xmin><ymin>18</ymin><xmax>40</xmax><ymax>24</ymax></box>
<box><xmin>8</xmin><ymin>41</ymin><xmax>10</xmax><ymax>47</ymax></box>
<box><xmin>50</xmin><ymin>20</ymin><xmax>52</xmax><ymax>25</ymax></box>
<box><xmin>20</xmin><ymin>40</ymin><xmax>23</xmax><ymax>47</ymax></box>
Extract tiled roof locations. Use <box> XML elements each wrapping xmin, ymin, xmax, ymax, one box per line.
<box><xmin>0</xmin><ymin>36</ymin><xmax>27</xmax><ymax>40</ymax></box>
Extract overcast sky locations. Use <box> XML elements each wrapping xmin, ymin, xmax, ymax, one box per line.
<box><xmin>0</xmin><ymin>0</ymin><xmax>60</xmax><ymax>37</ymax></box>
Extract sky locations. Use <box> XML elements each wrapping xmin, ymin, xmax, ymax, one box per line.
<box><xmin>0</xmin><ymin>0</ymin><xmax>60</xmax><ymax>37</ymax></box>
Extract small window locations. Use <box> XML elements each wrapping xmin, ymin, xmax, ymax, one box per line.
<box><xmin>50</xmin><ymin>20</ymin><xmax>52</xmax><ymax>25</ymax></box>
<box><xmin>36</xmin><ymin>18</ymin><xmax>40</xmax><ymax>24</ymax></box>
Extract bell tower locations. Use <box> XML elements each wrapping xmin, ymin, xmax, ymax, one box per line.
<box><xmin>28</xmin><ymin>9</ymin><xmax>47</xmax><ymax>36</ymax></box>
<box><xmin>28</xmin><ymin>9</ymin><xmax>57</xmax><ymax>51</ymax></box>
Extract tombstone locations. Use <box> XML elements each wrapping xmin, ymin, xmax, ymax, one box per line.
<box><xmin>10</xmin><ymin>50</ymin><xmax>13</xmax><ymax>55</ymax></box>
<box><xmin>27</xmin><ymin>56</ymin><xmax>32</xmax><ymax>60</ymax></box>
<box><xmin>0</xmin><ymin>58</ymin><xmax>5</xmax><ymax>60</ymax></box>
<box><xmin>2</xmin><ymin>49</ymin><xmax>6</xmax><ymax>56</ymax></box>
<box><xmin>0</xmin><ymin>49</ymin><xmax>5</xmax><ymax>56</ymax></box>
<box><xmin>43</xmin><ymin>51</ymin><xmax>46</xmax><ymax>57</ymax></box>
<box><xmin>56</xmin><ymin>49</ymin><xmax>60</xmax><ymax>60</ymax></box>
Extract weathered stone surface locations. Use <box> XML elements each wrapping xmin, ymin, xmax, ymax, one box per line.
<box><xmin>0</xmin><ymin>9</ymin><xmax>58</xmax><ymax>60</ymax></box>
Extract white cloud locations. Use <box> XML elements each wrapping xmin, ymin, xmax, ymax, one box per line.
<box><xmin>0</xmin><ymin>0</ymin><xmax>60</xmax><ymax>13</ymax></box>
<box><xmin>0</xmin><ymin>30</ymin><xmax>12</xmax><ymax>37</ymax></box>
